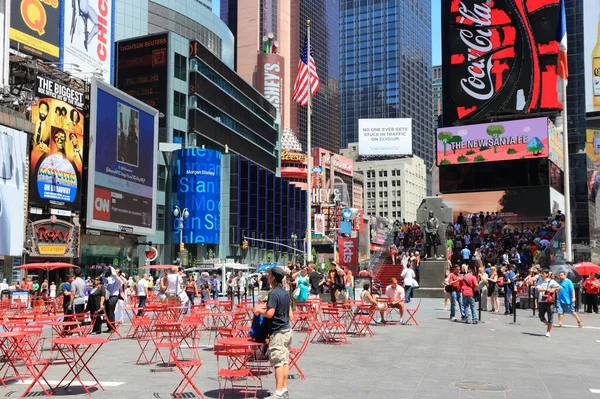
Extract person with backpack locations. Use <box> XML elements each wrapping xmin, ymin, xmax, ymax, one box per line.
<box><xmin>253</xmin><ymin>267</ymin><xmax>291</xmax><ymax>399</ymax></box>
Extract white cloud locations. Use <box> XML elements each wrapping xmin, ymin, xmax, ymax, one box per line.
<box><xmin>523</xmin><ymin>126</ymin><xmax>531</xmax><ymax>132</ymax></box>
<box><xmin>456</xmin><ymin>129</ymin><xmax>468</xmax><ymax>136</ymax></box>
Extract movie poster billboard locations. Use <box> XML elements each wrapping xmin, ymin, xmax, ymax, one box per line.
<box><xmin>30</xmin><ymin>76</ymin><xmax>85</xmax><ymax>210</ymax></box>
<box><xmin>171</xmin><ymin>148</ymin><xmax>221</xmax><ymax>245</ymax></box>
<box><xmin>9</xmin><ymin>0</ymin><xmax>61</xmax><ymax>62</ymax></box>
<box><xmin>584</xmin><ymin>0</ymin><xmax>600</xmax><ymax>112</ymax></box>
<box><xmin>62</xmin><ymin>0</ymin><xmax>114</xmax><ymax>83</ymax></box>
<box><xmin>0</xmin><ymin>126</ymin><xmax>27</xmax><ymax>256</ymax></box>
<box><xmin>87</xmin><ymin>78</ymin><xmax>158</xmax><ymax>236</ymax></box>
<box><xmin>115</xmin><ymin>33</ymin><xmax>169</xmax><ymax>128</ymax></box>
<box><xmin>436</xmin><ymin>117</ymin><xmax>549</xmax><ymax>166</ymax></box>
<box><xmin>441</xmin><ymin>0</ymin><xmax>561</xmax><ymax>125</ymax></box>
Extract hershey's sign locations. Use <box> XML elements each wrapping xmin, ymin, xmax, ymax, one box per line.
<box><xmin>256</xmin><ymin>53</ymin><xmax>285</xmax><ymax>127</ymax></box>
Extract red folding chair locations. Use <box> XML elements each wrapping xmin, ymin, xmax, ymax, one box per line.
<box><xmin>14</xmin><ymin>335</ymin><xmax>52</xmax><ymax>398</ymax></box>
<box><xmin>170</xmin><ymin>345</ymin><xmax>204</xmax><ymax>399</ymax></box>
<box><xmin>214</xmin><ymin>344</ymin><xmax>260</xmax><ymax>399</ymax></box>
<box><xmin>351</xmin><ymin>305</ymin><xmax>375</xmax><ymax>338</ymax></box>
<box><xmin>67</xmin><ymin>312</ymin><xmax>96</xmax><ymax>337</ymax></box>
<box><xmin>149</xmin><ymin>322</ymin><xmax>183</xmax><ymax>368</ymax></box>
<box><xmin>320</xmin><ymin>308</ymin><xmax>348</xmax><ymax>345</ymax></box>
<box><xmin>405</xmin><ymin>298</ymin><xmax>422</xmax><ymax>326</ymax></box>
<box><xmin>289</xmin><ymin>329</ymin><xmax>311</xmax><ymax>380</ymax></box>
<box><xmin>133</xmin><ymin>317</ymin><xmax>154</xmax><ymax>365</ymax></box>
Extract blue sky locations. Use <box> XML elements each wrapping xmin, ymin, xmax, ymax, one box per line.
<box><xmin>211</xmin><ymin>0</ymin><xmax>442</xmax><ymax>65</ymax></box>
<box><xmin>432</xmin><ymin>0</ymin><xmax>441</xmax><ymax>66</ymax></box>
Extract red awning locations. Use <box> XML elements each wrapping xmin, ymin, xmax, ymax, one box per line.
<box><xmin>16</xmin><ymin>262</ymin><xmax>79</xmax><ymax>272</ymax></box>
<box><xmin>138</xmin><ymin>264</ymin><xmax>178</xmax><ymax>270</ymax></box>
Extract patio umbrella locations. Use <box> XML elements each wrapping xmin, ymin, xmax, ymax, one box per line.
<box><xmin>16</xmin><ymin>262</ymin><xmax>79</xmax><ymax>272</ymax></box>
<box><xmin>573</xmin><ymin>262</ymin><xmax>600</xmax><ymax>277</ymax></box>
<box><xmin>138</xmin><ymin>264</ymin><xmax>177</xmax><ymax>270</ymax></box>
<box><xmin>549</xmin><ymin>262</ymin><xmax>581</xmax><ymax>283</ymax></box>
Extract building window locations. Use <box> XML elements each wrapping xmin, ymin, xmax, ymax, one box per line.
<box><xmin>378</xmin><ymin>171</ymin><xmax>383</xmax><ymax>177</ymax></box>
<box><xmin>158</xmin><ymin>165</ymin><xmax>166</xmax><ymax>191</ymax></box>
<box><xmin>174</xmin><ymin>53</ymin><xmax>187</xmax><ymax>81</ymax></box>
<box><xmin>379</xmin><ymin>192</ymin><xmax>383</xmax><ymax>198</ymax></box>
<box><xmin>392</xmin><ymin>170</ymin><xmax>396</xmax><ymax>176</ymax></box>
<box><xmin>392</xmin><ymin>181</ymin><xmax>396</xmax><ymax>187</ymax></box>
<box><xmin>173</xmin><ymin>129</ymin><xmax>185</xmax><ymax>144</ymax></box>
<box><xmin>174</xmin><ymin>91</ymin><xmax>186</xmax><ymax>118</ymax></box>
<box><xmin>157</xmin><ymin>205</ymin><xmax>165</xmax><ymax>231</ymax></box>
<box><xmin>383</xmin><ymin>171</ymin><xmax>387</xmax><ymax>177</ymax></box>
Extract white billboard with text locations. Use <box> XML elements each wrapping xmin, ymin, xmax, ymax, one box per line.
<box><xmin>358</xmin><ymin>118</ymin><xmax>412</xmax><ymax>156</ymax></box>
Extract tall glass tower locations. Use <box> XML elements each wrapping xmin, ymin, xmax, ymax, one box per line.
<box><xmin>339</xmin><ymin>0</ymin><xmax>433</xmax><ymax>171</ymax></box>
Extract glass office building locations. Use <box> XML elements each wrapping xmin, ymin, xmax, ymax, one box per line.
<box><xmin>339</xmin><ymin>0</ymin><xmax>433</xmax><ymax>171</ymax></box>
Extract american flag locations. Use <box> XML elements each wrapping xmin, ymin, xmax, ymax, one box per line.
<box><xmin>292</xmin><ymin>36</ymin><xmax>320</xmax><ymax>106</ymax></box>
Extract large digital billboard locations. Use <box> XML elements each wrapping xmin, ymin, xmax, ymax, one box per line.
<box><xmin>441</xmin><ymin>0</ymin><xmax>561</xmax><ymax>125</ymax></box>
<box><xmin>62</xmin><ymin>0</ymin><xmax>114</xmax><ymax>83</ymax></box>
<box><xmin>585</xmin><ymin>0</ymin><xmax>600</xmax><ymax>112</ymax></box>
<box><xmin>443</xmin><ymin>187</ymin><xmax>552</xmax><ymax>220</ymax></box>
<box><xmin>87</xmin><ymin>78</ymin><xmax>158</xmax><ymax>236</ymax></box>
<box><xmin>436</xmin><ymin>117</ymin><xmax>549</xmax><ymax>166</ymax></box>
<box><xmin>0</xmin><ymin>126</ymin><xmax>27</xmax><ymax>256</ymax></box>
<box><xmin>358</xmin><ymin>118</ymin><xmax>412</xmax><ymax>156</ymax></box>
<box><xmin>115</xmin><ymin>33</ymin><xmax>169</xmax><ymax>128</ymax></box>
<box><xmin>171</xmin><ymin>148</ymin><xmax>221</xmax><ymax>245</ymax></box>
<box><xmin>9</xmin><ymin>0</ymin><xmax>61</xmax><ymax>62</ymax></box>
<box><xmin>30</xmin><ymin>76</ymin><xmax>85</xmax><ymax>210</ymax></box>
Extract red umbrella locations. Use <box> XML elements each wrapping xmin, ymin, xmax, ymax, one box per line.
<box><xmin>138</xmin><ymin>264</ymin><xmax>177</xmax><ymax>270</ymax></box>
<box><xmin>16</xmin><ymin>262</ymin><xmax>79</xmax><ymax>272</ymax></box>
<box><xmin>573</xmin><ymin>262</ymin><xmax>600</xmax><ymax>276</ymax></box>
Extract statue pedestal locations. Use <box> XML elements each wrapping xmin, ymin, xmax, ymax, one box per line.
<box><xmin>415</xmin><ymin>260</ymin><xmax>446</xmax><ymax>298</ymax></box>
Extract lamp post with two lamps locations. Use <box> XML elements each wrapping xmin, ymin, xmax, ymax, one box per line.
<box><xmin>173</xmin><ymin>206</ymin><xmax>189</xmax><ymax>266</ymax></box>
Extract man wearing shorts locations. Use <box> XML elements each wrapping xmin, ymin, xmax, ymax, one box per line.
<box><xmin>254</xmin><ymin>267</ymin><xmax>291</xmax><ymax>399</ymax></box>
<box><xmin>556</xmin><ymin>271</ymin><xmax>583</xmax><ymax>328</ymax></box>
<box><xmin>536</xmin><ymin>269</ymin><xmax>561</xmax><ymax>338</ymax></box>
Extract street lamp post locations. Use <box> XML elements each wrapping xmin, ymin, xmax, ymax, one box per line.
<box><xmin>173</xmin><ymin>206</ymin><xmax>189</xmax><ymax>265</ymax></box>
<box><xmin>291</xmin><ymin>233</ymin><xmax>298</xmax><ymax>263</ymax></box>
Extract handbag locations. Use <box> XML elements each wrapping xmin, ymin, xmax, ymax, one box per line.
<box><xmin>292</xmin><ymin>287</ymin><xmax>301</xmax><ymax>300</ymax></box>
<box><xmin>541</xmin><ymin>281</ymin><xmax>555</xmax><ymax>304</ymax></box>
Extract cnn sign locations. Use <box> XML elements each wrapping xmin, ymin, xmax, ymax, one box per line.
<box><xmin>338</xmin><ymin>237</ymin><xmax>357</xmax><ymax>272</ymax></box>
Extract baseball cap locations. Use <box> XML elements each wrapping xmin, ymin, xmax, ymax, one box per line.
<box><xmin>269</xmin><ymin>267</ymin><xmax>285</xmax><ymax>281</ymax></box>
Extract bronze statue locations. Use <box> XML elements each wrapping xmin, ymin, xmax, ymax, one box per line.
<box><xmin>423</xmin><ymin>210</ymin><xmax>443</xmax><ymax>259</ymax></box>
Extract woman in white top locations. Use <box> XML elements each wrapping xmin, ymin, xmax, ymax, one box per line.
<box><xmin>49</xmin><ymin>282</ymin><xmax>57</xmax><ymax>298</ymax></box>
<box><xmin>401</xmin><ymin>265</ymin><xmax>418</xmax><ymax>303</ymax></box>
<box><xmin>360</xmin><ymin>282</ymin><xmax>387</xmax><ymax>323</ymax></box>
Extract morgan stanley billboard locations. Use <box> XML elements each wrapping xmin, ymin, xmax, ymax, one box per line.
<box><xmin>436</xmin><ymin>117</ymin><xmax>550</xmax><ymax>166</ymax></box>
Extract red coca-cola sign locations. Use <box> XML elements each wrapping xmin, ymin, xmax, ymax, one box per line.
<box><xmin>442</xmin><ymin>0</ymin><xmax>562</xmax><ymax>124</ymax></box>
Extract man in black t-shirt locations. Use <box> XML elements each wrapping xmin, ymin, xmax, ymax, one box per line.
<box><xmin>307</xmin><ymin>263</ymin><xmax>324</xmax><ymax>299</ymax></box>
<box><xmin>254</xmin><ymin>267</ymin><xmax>291</xmax><ymax>399</ymax></box>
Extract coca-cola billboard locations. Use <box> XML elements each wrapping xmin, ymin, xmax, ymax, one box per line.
<box><xmin>442</xmin><ymin>0</ymin><xmax>562</xmax><ymax>125</ymax></box>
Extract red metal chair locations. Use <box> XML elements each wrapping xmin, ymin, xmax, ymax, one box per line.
<box><xmin>67</xmin><ymin>312</ymin><xmax>96</xmax><ymax>337</ymax></box>
<box><xmin>405</xmin><ymin>298</ymin><xmax>422</xmax><ymax>326</ymax></box>
<box><xmin>319</xmin><ymin>308</ymin><xmax>348</xmax><ymax>344</ymax></box>
<box><xmin>149</xmin><ymin>322</ymin><xmax>183</xmax><ymax>367</ymax></box>
<box><xmin>133</xmin><ymin>317</ymin><xmax>154</xmax><ymax>365</ymax></box>
<box><xmin>169</xmin><ymin>345</ymin><xmax>204</xmax><ymax>399</ymax></box>
<box><xmin>351</xmin><ymin>305</ymin><xmax>375</xmax><ymax>338</ymax></box>
<box><xmin>289</xmin><ymin>329</ymin><xmax>311</xmax><ymax>380</ymax></box>
<box><xmin>213</xmin><ymin>344</ymin><xmax>260</xmax><ymax>399</ymax></box>
<box><xmin>14</xmin><ymin>335</ymin><xmax>52</xmax><ymax>397</ymax></box>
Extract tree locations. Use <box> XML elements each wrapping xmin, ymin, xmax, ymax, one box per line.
<box><xmin>448</xmin><ymin>135</ymin><xmax>463</xmax><ymax>154</ymax></box>
<box><xmin>438</xmin><ymin>131</ymin><xmax>453</xmax><ymax>156</ymax></box>
<box><xmin>526</xmin><ymin>137</ymin><xmax>544</xmax><ymax>156</ymax></box>
<box><xmin>486</xmin><ymin>124</ymin><xmax>505</xmax><ymax>153</ymax></box>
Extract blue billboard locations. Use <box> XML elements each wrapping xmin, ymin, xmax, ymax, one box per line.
<box><xmin>172</xmin><ymin>148</ymin><xmax>221</xmax><ymax>244</ymax></box>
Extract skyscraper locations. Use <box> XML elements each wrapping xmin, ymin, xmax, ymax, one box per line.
<box><xmin>339</xmin><ymin>0</ymin><xmax>433</xmax><ymax>170</ymax></box>
<box><xmin>224</xmin><ymin>0</ymin><xmax>340</xmax><ymax>153</ymax></box>
<box><xmin>432</xmin><ymin>65</ymin><xmax>442</xmax><ymax>130</ymax></box>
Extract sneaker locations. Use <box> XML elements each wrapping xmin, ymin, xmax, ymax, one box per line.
<box><xmin>400</xmin><ymin>319</ymin><xmax>405</xmax><ymax>325</ymax></box>
<box><xmin>545</xmin><ymin>332</ymin><xmax>551</xmax><ymax>338</ymax></box>
<box><xmin>451</xmin><ymin>317</ymin><xmax>457</xmax><ymax>321</ymax></box>
<box><xmin>473</xmin><ymin>321</ymin><xmax>478</xmax><ymax>325</ymax></box>
<box><xmin>267</xmin><ymin>393</ymin><xmax>285</xmax><ymax>399</ymax></box>
<box><xmin>283</xmin><ymin>391</ymin><xmax>290</xmax><ymax>399</ymax></box>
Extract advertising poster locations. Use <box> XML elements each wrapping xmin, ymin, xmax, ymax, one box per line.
<box><xmin>256</xmin><ymin>53</ymin><xmax>285</xmax><ymax>128</ymax></box>
<box><xmin>62</xmin><ymin>0</ymin><xmax>114</xmax><ymax>83</ymax></box>
<box><xmin>30</xmin><ymin>76</ymin><xmax>85</xmax><ymax>210</ymax></box>
<box><xmin>9</xmin><ymin>0</ymin><xmax>61</xmax><ymax>61</ymax></box>
<box><xmin>314</xmin><ymin>213</ymin><xmax>325</xmax><ymax>237</ymax></box>
<box><xmin>548</xmin><ymin>119</ymin><xmax>564</xmax><ymax>171</ymax></box>
<box><xmin>87</xmin><ymin>78</ymin><xmax>158</xmax><ymax>236</ymax></box>
<box><xmin>441</xmin><ymin>0</ymin><xmax>561</xmax><ymax>125</ymax></box>
<box><xmin>338</xmin><ymin>237</ymin><xmax>357</xmax><ymax>272</ymax></box>
<box><xmin>115</xmin><ymin>33</ymin><xmax>169</xmax><ymax>128</ymax></box>
<box><xmin>436</xmin><ymin>117</ymin><xmax>549</xmax><ymax>166</ymax></box>
<box><xmin>358</xmin><ymin>118</ymin><xmax>412</xmax><ymax>156</ymax></box>
<box><xmin>443</xmin><ymin>187</ymin><xmax>551</xmax><ymax>220</ymax></box>
<box><xmin>171</xmin><ymin>148</ymin><xmax>221</xmax><ymax>244</ymax></box>
<box><xmin>0</xmin><ymin>126</ymin><xmax>27</xmax><ymax>256</ymax></box>
<box><xmin>584</xmin><ymin>0</ymin><xmax>600</xmax><ymax>112</ymax></box>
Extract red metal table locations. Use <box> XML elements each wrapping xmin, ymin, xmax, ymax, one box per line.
<box><xmin>51</xmin><ymin>336</ymin><xmax>109</xmax><ymax>396</ymax></box>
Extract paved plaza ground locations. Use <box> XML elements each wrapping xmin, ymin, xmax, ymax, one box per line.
<box><xmin>3</xmin><ymin>298</ymin><xmax>600</xmax><ymax>398</ymax></box>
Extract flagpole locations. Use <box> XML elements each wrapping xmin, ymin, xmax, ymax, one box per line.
<box><xmin>562</xmin><ymin>78</ymin><xmax>572</xmax><ymax>262</ymax></box>
<box><xmin>305</xmin><ymin>19</ymin><xmax>312</xmax><ymax>266</ymax></box>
